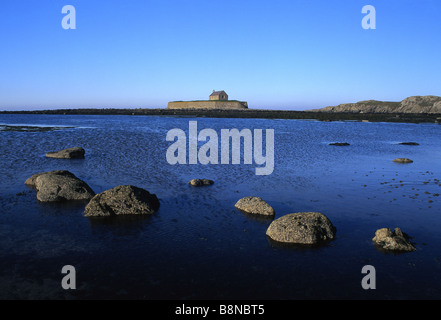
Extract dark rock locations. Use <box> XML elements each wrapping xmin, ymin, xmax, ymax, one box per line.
<box><xmin>84</xmin><ymin>185</ymin><xmax>160</xmax><ymax>217</ymax></box>
<box><xmin>235</xmin><ymin>196</ymin><xmax>275</xmax><ymax>217</ymax></box>
<box><xmin>0</xmin><ymin>125</ymin><xmax>74</xmax><ymax>132</ymax></box>
<box><xmin>16</xmin><ymin>191</ymin><xmax>31</xmax><ymax>196</ymax></box>
<box><xmin>25</xmin><ymin>170</ymin><xmax>95</xmax><ymax>202</ymax></box>
<box><xmin>266</xmin><ymin>212</ymin><xmax>336</xmax><ymax>245</ymax></box>
<box><xmin>46</xmin><ymin>147</ymin><xmax>85</xmax><ymax>159</ymax></box>
<box><xmin>189</xmin><ymin>179</ymin><xmax>214</xmax><ymax>187</ymax></box>
<box><xmin>399</xmin><ymin>142</ymin><xmax>419</xmax><ymax>146</ymax></box>
<box><xmin>372</xmin><ymin>227</ymin><xmax>416</xmax><ymax>252</ymax></box>
<box><xmin>329</xmin><ymin>142</ymin><xmax>350</xmax><ymax>146</ymax></box>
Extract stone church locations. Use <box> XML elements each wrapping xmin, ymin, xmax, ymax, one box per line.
<box><xmin>209</xmin><ymin>90</ymin><xmax>228</xmax><ymax>101</ymax></box>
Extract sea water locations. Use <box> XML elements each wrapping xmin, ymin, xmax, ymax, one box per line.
<box><xmin>0</xmin><ymin>114</ymin><xmax>440</xmax><ymax>299</ymax></box>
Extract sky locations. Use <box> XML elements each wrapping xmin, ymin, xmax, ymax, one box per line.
<box><xmin>0</xmin><ymin>0</ymin><xmax>440</xmax><ymax>110</ymax></box>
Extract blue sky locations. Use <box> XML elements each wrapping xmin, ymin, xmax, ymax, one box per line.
<box><xmin>0</xmin><ymin>0</ymin><xmax>440</xmax><ymax>110</ymax></box>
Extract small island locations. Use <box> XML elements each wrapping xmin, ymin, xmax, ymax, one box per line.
<box><xmin>167</xmin><ymin>90</ymin><xmax>248</xmax><ymax>110</ymax></box>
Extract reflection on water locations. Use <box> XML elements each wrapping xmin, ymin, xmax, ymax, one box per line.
<box><xmin>87</xmin><ymin>215</ymin><xmax>155</xmax><ymax>237</ymax></box>
<box><xmin>0</xmin><ymin>114</ymin><xmax>441</xmax><ymax>299</ymax></box>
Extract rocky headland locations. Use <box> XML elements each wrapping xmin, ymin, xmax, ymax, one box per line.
<box><xmin>309</xmin><ymin>95</ymin><xmax>441</xmax><ymax>114</ymax></box>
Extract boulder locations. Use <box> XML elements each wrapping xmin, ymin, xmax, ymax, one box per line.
<box><xmin>84</xmin><ymin>185</ymin><xmax>160</xmax><ymax>217</ymax></box>
<box><xmin>393</xmin><ymin>158</ymin><xmax>413</xmax><ymax>163</ymax></box>
<box><xmin>266</xmin><ymin>212</ymin><xmax>336</xmax><ymax>245</ymax></box>
<box><xmin>46</xmin><ymin>147</ymin><xmax>85</xmax><ymax>159</ymax></box>
<box><xmin>329</xmin><ymin>142</ymin><xmax>350</xmax><ymax>146</ymax></box>
<box><xmin>189</xmin><ymin>179</ymin><xmax>214</xmax><ymax>187</ymax></box>
<box><xmin>25</xmin><ymin>170</ymin><xmax>95</xmax><ymax>202</ymax></box>
<box><xmin>372</xmin><ymin>227</ymin><xmax>416</xmax><ymax>252</ymax></box>
<box><xmin>25</xmin><ymin>170</ymin><xmax>74</xmax><ymax>186</ymax></box>
<box><xmin>234</xmin><ymin>196</ymin><xmax>275</xmax><ymax>217</ymax></box>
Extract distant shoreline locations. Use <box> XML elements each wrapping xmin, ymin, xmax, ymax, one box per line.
<box><xmin>1</xmin><ymin>108</ymin><xmax>441</xmax><ymax>124</ymax></box>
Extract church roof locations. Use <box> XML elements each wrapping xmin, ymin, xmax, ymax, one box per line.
<box><xmin>210</xmin><ymin>90</ymin><xmax>227</xmax><ymax>96</ymax></box>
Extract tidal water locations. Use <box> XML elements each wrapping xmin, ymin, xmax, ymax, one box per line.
<box><xmin>0</xmin><ymin>114</ymin><xmax>440</xmax><ymax>299</ymax></box>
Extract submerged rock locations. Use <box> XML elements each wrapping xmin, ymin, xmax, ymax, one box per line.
<box><xmin>0</xmin><ymin>125</ymin><xmax>73</xmax><ymax>132</ymax></box>
<box><xmin>84</xmin><ymin>185</ymin><xmax>160</xmax><ymax>217</ymax></box>
<box><xmin>234</xmin><ymin>196</ymin><xmax>275</xmax><ymax>217</ymax></box>
<box><xmin>25</xmin><ymin>170</ymin><xmax>95</xmax><ymax>202</ymax></box>
<box><xmin>329</xmin><ymin>142</ymin><xmax>350</xmax><ymax>146</ymax></box>
<box><xmin>393</xmin><ymin>158</ymin><xmax>413</xmax><ymax>163</ymax></box>
<box><xmin>266</xmin><ymin>212</ymin><xmax>336</xmax><ymax>245</ymax></box>
<box><xmin>399</xmin><ymin>142</ymin><xmax>419</xmax><ymax>146</ymax></box>
<box><xmin>46</xmin><ymin>147</ymin><xmax>85</xmax><ymax>159</ymax></box>
<box><xmin>189</xmin><ymin>179</ymin><xmax>214</xmax><ymax>187</ymax></box>
<box><xmin>372</xmin><ymin>227</ymin><xmax>416</xmax><ymax>252</ymax></box>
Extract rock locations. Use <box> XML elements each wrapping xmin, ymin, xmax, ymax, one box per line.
<box><xmin>234</xmin><ymin>196</ymin><xmax>275</xmax><ymax>217</ymax></box>
<box><xmin>372</xmin><ymin>227</ymin><xmax>416</xmax><ymax>252</ymax></box>
<box><xmin>25</xmin><ymin>170</ymin><xmax>95</xmax><ymax>202</ymax></box>
<box><xmin>399</xmin><ymin>142</ymin><xmax>419</xmax><ymax>146</ymax></box>
<box><xmin>266</xmin><ymin>212</ymin><xmax>336</xmax><ymax>245</ymax></box>
<box><xmin>393</xmin><ymin>158</ymin><xmax>413</xmax><ymax>163</ymax></box>
<box><xmin>25</xmin><ymin>170</ymin><xmax>74</xmax><ymax>186</ymax></box>
<box><xmin>46</xmin><ymin>147</ymin><xmax>85</xmax><ymax>159</ymax></box>
<box><xmin>329</xmin><ymin>142</ymin><xmax>350</xmax><ymax>146</ymax></box>
<box><xmin>84</xmin><ymin>185</ymin><xmax>160</xmax><ymax>217</ymax></box>
<box><xmin>189</xmin><ymin>179</ymin><xmax>214</xmax><ymax>187</ymax></box>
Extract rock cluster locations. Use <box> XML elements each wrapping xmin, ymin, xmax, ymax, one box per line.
<box><xmin>27</xmin><ymin>145</ymin><xmax>161</xmax><ymax>216</ymax></box>
<box><xmin>26</xmin><ymin>171</ymin><xmax>160</xmax><ymax>216</ymax></box>
<box><xmin>23</xmin><ymin>147</ymin><xmax>420</xmax><ymax>254</ymax></box>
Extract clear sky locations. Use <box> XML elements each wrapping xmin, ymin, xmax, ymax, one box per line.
<box><xmin>0</xmin><ymin>0</ymin><xmax>440</xmax><ymax>110</ymax></box>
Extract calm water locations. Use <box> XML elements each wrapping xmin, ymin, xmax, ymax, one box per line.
<box><xmin>1</xmin><ymin>114</ymin><xmax>441</xmax><ymax>299</ymax></box>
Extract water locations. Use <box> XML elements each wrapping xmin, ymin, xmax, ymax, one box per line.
<box><xmin>1</xmin><ymin>114</ymin><xmax>441</xmax><ymax>299</ymax></box>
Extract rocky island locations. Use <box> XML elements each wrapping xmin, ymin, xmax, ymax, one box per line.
<box><xmin>167</xmin><ymin>90</ymin><xmax>248</xmax><ymax>110</ymax></box>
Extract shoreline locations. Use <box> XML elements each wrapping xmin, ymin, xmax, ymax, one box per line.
<box><xmin>1</xmin><ymin>108</ymin><xmax>441</xmax><ymax>124</ymax></box>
